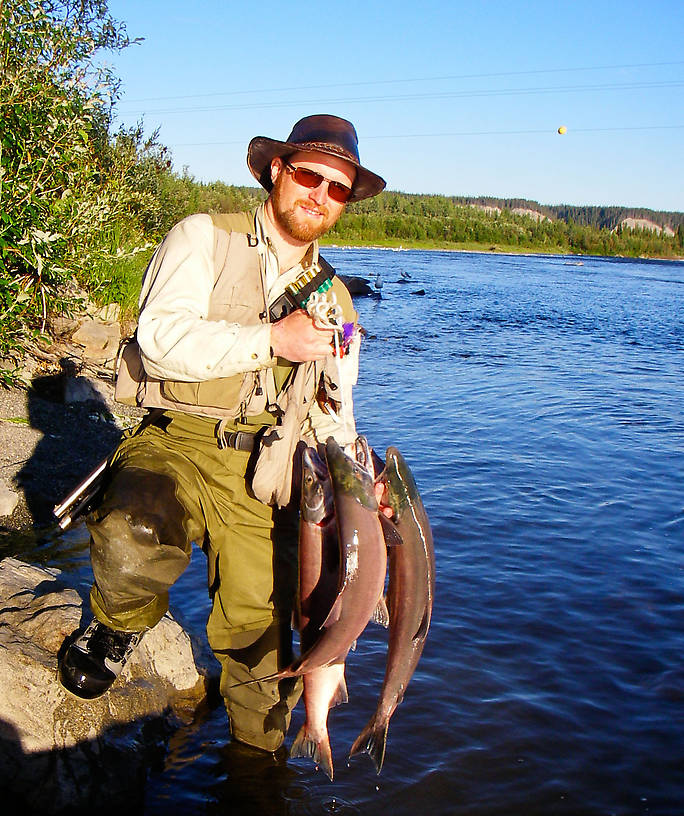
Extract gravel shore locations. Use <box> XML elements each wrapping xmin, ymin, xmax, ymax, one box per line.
<box><xmin>0</xmin><ymin>364</ymin><xmax>143</xmax><ymax>535</ymax></box>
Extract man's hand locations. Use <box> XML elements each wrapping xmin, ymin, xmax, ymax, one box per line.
<box><xmin>374</xmin><ymin>480</ymin><xmax>394</xmax><ymax>519</ymax></box>
<box><xmin>270</xmin><ymin>309</ymin><xmax>335</xmax><ymax>362</ymax></box>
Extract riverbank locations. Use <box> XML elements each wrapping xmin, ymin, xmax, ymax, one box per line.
<box><xmin>322</xmin><ymin>237</ymin><xmax>684</xmax><ymax>260</ymax></box>
<box><xmin>0</xmin><ymin>303</ymin><xmax>142</xmax><ymax>536</ymax></box>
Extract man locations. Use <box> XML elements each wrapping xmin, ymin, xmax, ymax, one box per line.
<box><xmin>58</xmin><ymin>114</ymin><xmax>386</xmax><ymax>753</ymax></box>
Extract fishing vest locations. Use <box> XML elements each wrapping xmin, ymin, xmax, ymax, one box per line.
<box><xmin>115</xmin><ymin>211</ymin><xmax>355</xmax><ymax>427</ymax></box>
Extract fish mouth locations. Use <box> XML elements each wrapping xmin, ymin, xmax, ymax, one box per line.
<box><xmin>325</xmin><ymin>437</ymin><xmax>377</xmax><ymax>510</ymax></box>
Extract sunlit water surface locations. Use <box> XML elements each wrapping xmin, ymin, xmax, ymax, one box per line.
<box><xmin>9</xmin><ymin>250</ymin><xmax>684</xmax><ymax>815</ymax></box>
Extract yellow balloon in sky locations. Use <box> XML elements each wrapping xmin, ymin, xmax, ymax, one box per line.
<box><xmin>558</xmin><ymin>125</ymin><xmax>567</xmax><ymax>135</ymax></box>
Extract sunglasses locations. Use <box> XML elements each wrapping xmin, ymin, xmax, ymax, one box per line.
<box><xmin>283</xmin><ymin>162</ymin><xmax>353</xmax><ymax>204</ymax></box>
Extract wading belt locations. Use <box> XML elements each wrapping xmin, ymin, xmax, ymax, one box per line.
<box><xmin>215</xmin><ymin>420</ymin><xmax>262</xmax><ymax>452</ymax></box>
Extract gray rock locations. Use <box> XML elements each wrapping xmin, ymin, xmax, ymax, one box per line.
<box><xmin>0</xmin><ymin>557</ymin><xmax>209</xmax><ymax>812</ymax></box>
<box><xmin>63</xmin><ymin>375</ymin><xmax>115</xmax><ymax>406</ymax></box>
<box><xmin>0</xmin><ymin>482</ymin><xmax>19</xmax><ymax>516</ymax></box>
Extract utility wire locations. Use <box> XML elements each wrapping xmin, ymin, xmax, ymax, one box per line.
<box><xmin>171</xmin><ymin>124</ymin><xmax>684</xmax><ymax>147</ymax></box>
<box><xmin>122</xmin><ymin>79</ymin><xmax>684</xmax><ymax>117</ymax></box>
<box><xmin>118</xmin><ymin>60</ymin><xmax>684</xmax><ymax>105</ymax></box>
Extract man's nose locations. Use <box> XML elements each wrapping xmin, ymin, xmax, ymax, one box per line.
<box><xmin>308</xmin><ymin>182</ymin><xmax>329</xmax><ymax>205</ymax></box>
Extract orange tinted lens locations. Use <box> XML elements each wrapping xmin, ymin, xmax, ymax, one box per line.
<box><xmin>327</xmin><ymin>181</ymin><xmax>353</xmax><ymax>203</ymax></box>
<box><xmin>292</xmin><ymin>167</ymin><xmax>324</xmax><ymax>188</ymax></box>
<box><xmin>291</xmin><ymin>166</ymin><xmax>352</xmax><ymax>203</ymax></box>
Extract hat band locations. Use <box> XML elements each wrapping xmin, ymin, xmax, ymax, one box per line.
<box><xmin>290</xmin><ymin>141</ymin><xmax>359</xmax><ymax>165</ymax></box>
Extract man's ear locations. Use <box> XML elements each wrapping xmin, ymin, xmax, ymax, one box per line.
<box><xmin>270</xmin><ymin>157</ymin><xmax>283</xmax><ymax>185</ymax></box>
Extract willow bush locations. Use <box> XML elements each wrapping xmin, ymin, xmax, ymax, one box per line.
<box><xmin>0</xmin><ymin>0</ymin><xmax>169</xmax><ymax>372</ymax></box>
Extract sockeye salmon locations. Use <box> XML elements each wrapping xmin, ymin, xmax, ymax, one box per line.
<box><xmin>290</xmin><ymin>447</ymin><xmax>348</xmax><ymax>781</ymax></box>
<box><xmin>349</xmin><ymin>446</ymin><xmax>435</xmax><ymax>773</ymax></box>
<box><xmin>270</xmin><ymin>437</ymin><xmax>387</xmax><ymax>682</ymax></box>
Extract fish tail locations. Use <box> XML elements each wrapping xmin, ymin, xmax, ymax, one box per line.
<box><xmin>291</xmin><ymin>725</ymin><xmax>334</xmax><ymax>781</ymax></box>
<box><xmin>349</xmin><ymin>717</ymin><xmax>389</xmax><ymax>774</ymax></box>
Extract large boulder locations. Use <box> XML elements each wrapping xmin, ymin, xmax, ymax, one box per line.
<box><xmin>0</xmin><ymin>557</ymin><xmax>210</xmax><ymax>813</ymax></box>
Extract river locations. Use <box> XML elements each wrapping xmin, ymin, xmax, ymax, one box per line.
<box><xmin>9</xmin><ymin>248</ymin><xmax>684</xmax><ymax>815</ymax></box>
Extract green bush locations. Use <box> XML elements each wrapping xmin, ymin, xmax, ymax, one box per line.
<box><xmin>0</xmin><ymin>0</ymin><xmax>168</xmax><ymax>364</ymax></box>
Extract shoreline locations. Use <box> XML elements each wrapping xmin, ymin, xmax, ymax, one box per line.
<box><xmin>321</xmin><ymin>241</ymin><xmax>684</xmax><ymax>262</ymax></box>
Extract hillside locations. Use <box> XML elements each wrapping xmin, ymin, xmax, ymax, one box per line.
<box><xmin>362</xmin><ymin>193</ymin><xmax>684</xmax><ymax>233</ymax></box>
<box><xmin>326</xmin><ymin>189</ymin><xmax>683</xmax><ymax>258</ymax></box>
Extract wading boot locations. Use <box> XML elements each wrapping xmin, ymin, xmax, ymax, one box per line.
<box><xmin>59</xmin><ymin>619</ymin><xmax>144</xmax><ymax>699</ymax></box>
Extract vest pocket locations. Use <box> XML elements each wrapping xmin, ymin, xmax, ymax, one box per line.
<box><xmin>162</xmin><ymin>375</ymin><xmax>243</xmax><ymax>411</ymax></box>
<box><xmin>160</xmin><ymin>371</ymin><xmax>268</xmax><ymax>415</ymax></box>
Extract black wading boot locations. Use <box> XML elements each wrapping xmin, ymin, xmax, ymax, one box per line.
<box><xmin>59</xmin><ymin>619</ymin><xmax>144</xmax><ymax>699</ymax></box>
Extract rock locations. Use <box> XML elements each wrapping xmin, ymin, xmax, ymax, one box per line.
<box><xmin>0</xmin><ymin>482</ymin><xmax>19</xmax><ymax>516</ymax></box>
<box><xmin>71</xmin><ymin>318</ymin><xmax>121</xmax><ymax>363</ymax></box>
<box><xmin>511</xmin><ymin>207</ymin><xmax>551</xmax><ymax>223</ymax></box>
<box><xmin>338</xmin><ymin>274</ymin><xmax>373</xmax><ymax>296</ymax></box>
<box><xmin>0</xmin><ymin>557</ymin><xmax>209</xmax><ymax>813</ymax></box>
<box><xmin>63</xmin><ymin>375</ymin><xmax>115</xmax><ymax>406</ymax></box>
<box><xmin>48</xmin><ymin>316</ymin><xmax>80</xmax><ymax>338</ymax></box>
<box><xmin>94</xmin><ymin>303</ymin><xmax>121</xmax><ymax>323</ymax></box>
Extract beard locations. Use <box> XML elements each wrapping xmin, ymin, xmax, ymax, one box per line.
<box><xmin>269</xmin><ymin>174</ymin><xmax>339</xmax><ymax>242</ymax></box>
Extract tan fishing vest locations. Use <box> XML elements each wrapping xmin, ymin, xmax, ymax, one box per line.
<box><xmin>115</xmin><ymin>211</ymin><xmax>355</xmax><ymax>427</ymax></box>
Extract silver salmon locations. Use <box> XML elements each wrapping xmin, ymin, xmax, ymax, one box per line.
<box><xmin>277</xmin><ymin>437</ymin><xmax>387</xmax><ymax>678</ymax></box>
<box><xmin>349</xmin><ymin>446</ymin><xmax>435</xmax><ymax>773</ymax></box>
<box><xmin>290</xmin><ymin>447</ymin><xmax>348</xmax><ymax>781</ymax></box>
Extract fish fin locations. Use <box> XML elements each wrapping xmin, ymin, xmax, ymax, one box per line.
<box><xmin>349</xmin><ymin>717</ymin><xmax>389</xmax><ymax>775</ymax></box>
<box><xmin>321</xmin><ymin>594</ymin><xmax>344</xmax><ymax>629</ymax></box>
<box><xmin>228</xmin><ymin>662</ymin><xmax>299</xmax><ymax>689</ymax></box>
<box><xmin>379</xmin><ymin>514</ymin><xmax>402</xmax><ymax>546</ymax></box>
<box><xmin>331</xmin><ymin>674</ymin><xmax>349</xmax><ymax>708</ymax></box>
<box><xmin>291</xmin><ymin>726</ymin><xmax>334</xmax><ymax>781</ymax></box>
<box><xmin>371</xmin><ymin>596</ymin><xmax>390</xmax><ymax>628</ymax></box>
<box><xmin>414</xmin><ymin>604</ymin><xmax>431</xmax><ymax>642</ymax></box>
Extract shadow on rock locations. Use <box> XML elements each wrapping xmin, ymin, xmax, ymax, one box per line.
<box><xmin>0</xmin><ymin>713</ymin><xmax>169</xmax><ymax>816</ymax></box>
<box><xmin>12</xmin><ymin>365</ymin><xmax>124</xmax><ymax>530</ymax></box>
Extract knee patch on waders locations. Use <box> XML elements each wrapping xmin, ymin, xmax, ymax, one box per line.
<box><xmin>88</xmin><ymin>467</ymin><xmax>193</xmax><ymax>625</ymax></box>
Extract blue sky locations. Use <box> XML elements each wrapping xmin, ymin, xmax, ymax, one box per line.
<box><xmin>105</xmin><ymin>0</ymin><xmax>683</xmax><ymax>212</ymax></box>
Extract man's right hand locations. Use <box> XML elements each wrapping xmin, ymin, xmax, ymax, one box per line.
<box><xmin>270</xmin><ymin>309</ymin><xmax>336</xmax><ymax>362</ymax></box>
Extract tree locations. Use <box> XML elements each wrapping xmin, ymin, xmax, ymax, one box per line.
<box><xmin>0</xmin><ymin>0</ymin><xmax>143</xmax><ymax>359</ymax></box>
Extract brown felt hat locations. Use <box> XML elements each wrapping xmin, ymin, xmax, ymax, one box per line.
<box><xmin>247</xmin><ymin>114</ymin><xmax>386</xmax><ymax>203</ymax></box>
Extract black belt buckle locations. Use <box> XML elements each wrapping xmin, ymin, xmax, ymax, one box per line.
<box><xmin>218</xmin><ymin>429</ymin><xmax>255</xmax><ymax>452</ymax></box>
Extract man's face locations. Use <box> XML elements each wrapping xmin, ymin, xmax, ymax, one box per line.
<box><xmin>267</xmin><ymin>150</ymin><xmax>356</xmax><ymax>243</ymax></box>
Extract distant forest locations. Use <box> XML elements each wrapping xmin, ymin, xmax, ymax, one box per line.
<box><xmin>322</xmin><ymin>189</ymin><xmax>683</xmax><ymax>258</ymax></box>
<box><xmin>441</xmin><ymin>196</ymin><xmax>684</xmax><ymax>231</ymax></box>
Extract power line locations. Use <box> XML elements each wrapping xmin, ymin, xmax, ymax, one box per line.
<box><xmin>121</xmin><ymin>79</ymin><xmax>684</xmax><ymax>117</ymax></box>
<box><xmin>171</xmin><ymin>124</ymin><xmax>684</xmax><ymax>147</ymax></box>
<box><xmin>118</xmin><ymin>60</ymin><xmax>684</xmax><ymax>105</ymax></box>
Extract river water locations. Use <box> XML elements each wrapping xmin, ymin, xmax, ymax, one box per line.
<box><xmin>9</xmin><ymin>249</ymin><xmax>684</xmax><ymax>814</ymax></box>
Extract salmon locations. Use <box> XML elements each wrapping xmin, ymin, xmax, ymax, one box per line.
<box><xmin>290</xmin><ymin>447</ymin><xmax>348</xmax><ymax>781</ymax></box>
<box><xmin>276</xmin><ymin>437</ymin><xmax>387</xmax><ymax>678</ymax></box>
<box><xmin>241</xmin><ymin>439</ymin><xmax>388</xmax><ymax>775</ymax></box>
<box><xmin>349</xmin><ymin>447</ymin><xmax>435</xmax><ymax>773</ymax></box>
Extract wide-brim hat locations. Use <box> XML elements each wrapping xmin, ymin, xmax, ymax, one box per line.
<box><xmin>247</xmin><ymin>114</ymin><xmax>386</xmax><ymax>203</ymax></box>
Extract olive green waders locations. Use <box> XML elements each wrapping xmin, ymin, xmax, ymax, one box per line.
<box><xmin>87</xmin><ymin>411</ymin><xmax>301</xmax><ymax>752</ymax></box>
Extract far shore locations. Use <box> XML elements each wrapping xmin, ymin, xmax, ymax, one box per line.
<box><xmin>320</xmin><ymin>239</ymin><xmax>684</xmax><ymax>262</ymax></box>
